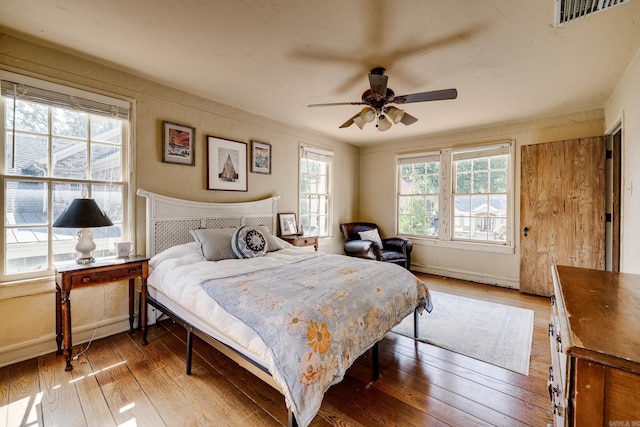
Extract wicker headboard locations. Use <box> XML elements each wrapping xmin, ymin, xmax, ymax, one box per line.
<box><xmin>137</xmin><ymin>189</ymin><xmax>280</xmax><ymax>257</ymax></box>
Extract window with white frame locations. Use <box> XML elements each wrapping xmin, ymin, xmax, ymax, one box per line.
<box><xmin>1</xmin><ymin>72</ymin><xmax>131</xmax><ymax>281</ymax></box>
<box><xmin>397</xmin><ymin>153</ymin><xmax>440</xmax><ymax>238</ymax></box>
<box><xmin>299</xmin><ymin>145</ymin><xmax>332</xmax><ymax>238</ymax></box>
<box><xmin>396</xmin><ymin>143</ymin><xmax>512</xmax><ymax>245</ymax></box>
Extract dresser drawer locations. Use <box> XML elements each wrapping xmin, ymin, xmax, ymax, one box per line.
<box><xmin>70</xmin><ymin>264</ymin><xmax>144</xmax><ymax>287</ymax></box>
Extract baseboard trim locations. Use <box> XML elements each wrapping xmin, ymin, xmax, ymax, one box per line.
<box><xmin>0</xmin><ymin>315</ymin><xmax>132</xmax><ymax>368</ymax></box>
<box><xmin>411</xmin><ymin>264</ymin><xmax>520</xmax><ymax>290</ymax></box>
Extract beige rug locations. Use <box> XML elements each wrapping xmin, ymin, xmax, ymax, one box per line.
<box><xmin>392</xmin><ymin>290</ymin><xmax>534</xmax><ymax>375</ymax></box>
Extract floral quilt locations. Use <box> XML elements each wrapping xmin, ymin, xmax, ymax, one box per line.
<box><xmin>200</xmin><ymin>253</ymin><xmax>431</xmax><ymax>427</ymax></box>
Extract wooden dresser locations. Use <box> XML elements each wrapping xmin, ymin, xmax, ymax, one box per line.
<box><xmin>550</xmin><ymin>265</ymin><xmax>640</xmax><ymax>426</ymax></box>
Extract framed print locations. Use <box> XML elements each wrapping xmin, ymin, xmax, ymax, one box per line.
<box><xmin>162</xmin><ymin>121</ymin><xmax>196</xmax><ymax>166</ymax></box>
<box><xmin>206</xmin><ymin>136</ymin><xmax>247</xmax><ymax>191</ymax></box>
<box><xmin>278</xmin><ymin>212</ymin><xmax>298</xmax><ymax>236</ymax></box>
<box><xmin>250</xmin><ymin>140</ymin><xmax>271</xmax><ymax>174</ymax></box>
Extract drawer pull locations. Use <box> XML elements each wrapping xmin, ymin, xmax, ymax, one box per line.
<box><xmin>82</xmin><ymin>276</ymin><xmax>91</xmax><ymax>283</ymax></box>
<box><xmin>128</xmin><ymin>268</ymin><xmax>137</xmax><ymax>274</ymax></box>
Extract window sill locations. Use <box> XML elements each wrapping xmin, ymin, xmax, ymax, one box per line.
<box><xmin>0</xmin><ymin>276</ymin><xmax>56</xmax><ymax>301</ymax></box>
<box><xmin>411</xmin><ymin>237</ymin><xmax>515</xmax><ymax>254</ymax></box>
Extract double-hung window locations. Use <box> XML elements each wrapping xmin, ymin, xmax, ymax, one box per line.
<box><xmin>1</xmin><ymin>72</ymin><xmax>131</xmax><ymax>281</ymax></box>
<box><xmin>299</xmin><ymin>145</ymin><xmax>332</xmax><ymax>238</ymax></box>
<box><xmin>396</xmin><ymin>143</ymin><xmax>512</xmax><ymax>246</ymax></box>
<box><xmin>397</xmin><ymin>153</ymin><xmax>440</xmax><ymax>238</ymax></box>
<box><xmin>452</xmin><ymin>145</ymin><xmax>510</xmax><ymax>243</ymax></box>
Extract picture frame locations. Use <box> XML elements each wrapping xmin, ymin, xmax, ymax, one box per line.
<box><xmin>250</xmin><ymin>140</ymin><xmax>271</xmax><ymax>174</ymax></box>
<box><xmin>206</xmin><ymin>136</ymin><xmax>247</xmax><ymax>191</ymax></box>
<box><xmin>278</xmin><ymin>212</ymin><xmax>298</xmax><ymax>236</ymax></box>
<box><xmin>162</xmin><ymin>121</ymin><xmax>196</xmax><ymax>166</ymax></box>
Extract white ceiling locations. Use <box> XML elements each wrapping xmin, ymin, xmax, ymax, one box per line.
<box><xmin>1</xmin><ymin>0</ymin><xmax>640</xmax><ymax>146</ymax></box>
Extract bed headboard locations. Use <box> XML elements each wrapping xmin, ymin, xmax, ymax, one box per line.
<box><xmin>137</xmin><ymin>189</ymin><xmax>280</xmax><ymax>257</ymax></box>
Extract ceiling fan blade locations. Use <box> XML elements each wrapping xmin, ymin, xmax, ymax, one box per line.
<box><xmin>392</xmin><ymin>88</ymin><xmax>458</xmax><ymax>104</ymax></box>
<box><xmin>308</xmin><ymin>101</ymin><xmax>364</xmax><ymax>108</ymax></box>
<box><xmin>339</xmin><ymin>112</ymin><xmax>360</xmax><ymax>128</ymax></box>
<box><xmin>368</xmin><ymin>73</ymin><xmax>388</xmax><ymax>99</ymax></box>
<box><xmin>400</xmin><ymin>112</ymin><xmax>418</xmax><ymax>126</ymax></box>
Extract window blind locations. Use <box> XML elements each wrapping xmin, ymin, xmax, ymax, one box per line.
<box><xmin>300</xmin><ymin>145</ymin><xmax>333</xmax><ymax>162</ymax></box>
<box><xmin>1</xmin><ymin>73</ymin><xmax>129</xmax><ymax>120</ymax></box>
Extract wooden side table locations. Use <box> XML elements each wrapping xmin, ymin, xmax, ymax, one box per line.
<box><xmin>280</xmin><ymin>235</ymin><xmax>318</xmax><ymax>251</ymax></box>
<box><xmin>55</xmin><ymin>255</ymin><xmax>149</xmax><ymax>371</ymax></box>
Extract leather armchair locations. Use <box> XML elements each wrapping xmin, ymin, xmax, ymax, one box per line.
<box><xmin>339</xmin><ymin>222</ymin><xmax>412</xmax><ymax>270</ymax></box>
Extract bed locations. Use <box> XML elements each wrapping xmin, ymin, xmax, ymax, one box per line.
<box><xmin>136</xmin><ymin>189</ymin><xmax>432</xmax><ymax>427</ymax></box>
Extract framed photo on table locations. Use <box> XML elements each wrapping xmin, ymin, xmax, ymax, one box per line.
<box><xmin>278</xmin><ymin>213</ymin><xmax>298</xmax><ymax>236</ymax></box>
<box><xmin>250</xmin><ymin>140</ymin><xmax>271</xmax><ymax>174</ymax></box>
<box><xmin>206</xmin><ymin>136</ymin><xmax>247</xmax><ymax>191</ymax></box>
<box><xmin>162</xmin><ymin>121</ymin><xmax>196</xmax><ymax>166</ymax></box>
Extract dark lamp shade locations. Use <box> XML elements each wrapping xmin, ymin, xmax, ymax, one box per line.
<box><xmin>52</xmin><ymin>198</ymin><xmax>114</xmax><ymax>228</ymax></box>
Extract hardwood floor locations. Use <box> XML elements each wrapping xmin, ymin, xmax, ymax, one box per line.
<box><xmin>1</xmin><ymin>274</ymin><xmax>554</xmax><ymax>426</ymax></box>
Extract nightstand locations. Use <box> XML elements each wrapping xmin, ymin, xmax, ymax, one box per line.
<box><xmin>280</xmin><ymin>235</ymin><xmax>318</xmax><ymax>251</ymax></box>
<box><xmin>54</xmin><ymin>255</ymin><xmax>149</xmax><ymax>371</ymax></box>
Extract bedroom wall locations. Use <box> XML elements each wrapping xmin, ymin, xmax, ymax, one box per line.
<box><xmin>605</xmin><ymin>45</ymin><xmax>640</xmax><ymax>274</ymax></box>
<box><xmin>0</xmin><ymin>33</ymin><xmax>359</xmax><ymax>367</ymax></box>
<box><xmin>359</xmin><ymin>110</ymin><xmax>605</xmax><ymax>288</ymax></box>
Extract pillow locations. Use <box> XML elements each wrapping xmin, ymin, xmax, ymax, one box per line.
<box><xmin>255</xmin><ymin>225</ymin><xmax>287</xmax><ymax>252</ymax></box>
<box><xmin>231</xmin><ymin>226</ymin><xmax>268</xmax><ymax>259</ymax></box>
<box><xmin>190</xmin><ymin>228</ymin><xmax>236</xmax><ymax>261</ymax></box>
<box><xmin>358</xmin><ymin>228</ymin><xmax>383</xmax><ymax>247</ymax></box>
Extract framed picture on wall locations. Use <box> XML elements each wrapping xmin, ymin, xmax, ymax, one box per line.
<box><xmin>250</xmin><ymin>140</ymin><xmax>271</xmax><ymax>174</ymax></box>
<box><xmin>206</xmin><ymin>135</ymin><xmax>247</xmax><ymax>191</ymax></box>
<box><xmin>162</xmin><ymin>121</ymin><xmax>196</xmax><ymax>166</ymax></box>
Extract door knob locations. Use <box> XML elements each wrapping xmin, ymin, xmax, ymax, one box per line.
<box><xmin>523</xmin><ymin>227</ymin><xmax>529</xmax><ymax>237</ymax></box>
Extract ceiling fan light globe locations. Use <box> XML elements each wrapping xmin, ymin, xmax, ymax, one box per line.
<box><xmin>360</xmin><ymin>106</ymin><xmax>376</xmax><ymax>123</ymax></box>
<box><xmin>378</xmin><ymin>115</ymin><xmax>392</xmax><ymax>131</ymax></box>
<box><xmin>387</xmin><ymin>107</ymin><xmax>405</xmax><ymax>124</ymax></box>
<box><xmin>353</xmin><ymin>115</ymin><xmax>368</xmax><ymax>129</ymax></box>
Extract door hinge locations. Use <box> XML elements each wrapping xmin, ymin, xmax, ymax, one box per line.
<box><xmin>605</xmin><ymin>213</ymin><xmax>612</xmax><ymax>223</ymax></box>
<box><xmin>606</xmin><ymin>149</ymin><xmax>613</xmax><ymax>159</ymax></box>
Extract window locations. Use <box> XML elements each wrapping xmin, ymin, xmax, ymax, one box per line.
<box><xmin>396</xmin><ymin>143</ymin><xmax>512</xmax><ymax>246</ymax></box>
<box><xmin>452</xmin><ymin>145</ymin><xmax>510</xmax><ymax>243</ymax></box>
<box><xmin>398</xmin><ymin>153</ymin><xmax>440</xmax><ymax>238</ymax></box>
<box><xmin>299</xmin><ymin>145</ymin><xmax>332</xmax><ymax>238</ymax></box>
<box><xmin>1</xmin><ymin>72</ymin><xmax>131</xmax><ymax>281</ymax></box>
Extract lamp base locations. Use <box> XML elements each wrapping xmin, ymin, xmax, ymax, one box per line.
<box><xmin>75</xmin><ymin>228</ymin><xmax>97</xmax><ymax>264</ymax></box>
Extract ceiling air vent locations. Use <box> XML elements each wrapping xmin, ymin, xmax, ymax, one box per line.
<box><xmin>554</xmin><ymin>0</ymin><xmax>630</xmax><ymax>26</ymax></box>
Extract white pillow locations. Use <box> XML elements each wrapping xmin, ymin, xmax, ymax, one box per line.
<box><xmin>231</xmin><ymin>226</ymin><xmax>268</xmax><ymax>259</ymax></box>
<box><xmin>358</xmin><ymin>228</ymin><xmax>383</xmax><ymax>246</ymax></box>
<box><xmin>254</xmin><ymin>225</ymin><xmax>287</xmax><ymax>252</ymax></box>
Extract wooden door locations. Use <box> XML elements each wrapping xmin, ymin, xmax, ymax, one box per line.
<box><xmin>520</xmin><ymin>137</ymin><xmax>606</xmax><ymax>296</ymax></box>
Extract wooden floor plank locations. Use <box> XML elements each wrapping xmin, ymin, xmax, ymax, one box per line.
<box><xmin>37</xmin><ymin>352</ymin><xmax>85</xmax><ymax>427</ymax></box>
<box><xmin>6</xmin><ymin>359</ymin><xmax>43</xmax><ymax>427</ymax></box>
<box><xmin>3</xmin><ymin>274</ymin><xmax>554</xmax><ymax>426</ymax></box>
<box><xmin>86</xmin><ymin>336</ymin><xmax>166</xmax><ymax>426</ymax></box>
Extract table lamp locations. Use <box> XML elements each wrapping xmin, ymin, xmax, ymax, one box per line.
<box><xmin>52</xmin><ymin>198</ymin><xmax>113</xmax><ymax>264</ymax></box>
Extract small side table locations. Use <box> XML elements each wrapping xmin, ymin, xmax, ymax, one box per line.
<box><xmin>55</xmin><ymin>255</ymin><xmax>149</xmax><ymax>371</ymax></box>
<box><xmin>280</xmin><ymin>235</ymin><xmax>318</xmax><ymax>251</ymax></box>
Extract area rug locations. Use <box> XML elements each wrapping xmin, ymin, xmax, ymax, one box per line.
<box><xmin>392</xmin><ymin>290</ymin><xmax>534</xmax><ymax>375</ymax></box>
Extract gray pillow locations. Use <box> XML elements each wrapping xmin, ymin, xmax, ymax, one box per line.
<box><xmin>189</xmin><ymin>228</ymin><xmax>237</xmax><ymax>261</ymax></box>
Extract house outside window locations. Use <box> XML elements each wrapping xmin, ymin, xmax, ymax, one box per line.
<box><xmin>1</xmin><ymin>72</ymin><xmax>131</xmax><ymax>282</ymax></box>
<box><xmin>396</xmin><ymin>143</ymin><xmax>512</xmax><ymax>246</ymax></box>
<box><xmin>299</xmin><ymin>145</ymin><xmax>332</xmax><ymax>238</ymax></box>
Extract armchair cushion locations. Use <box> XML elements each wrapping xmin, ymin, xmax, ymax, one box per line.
<box><xmin>358</xmin><ymin>228</ymin><xmax>383</xmax><ymax>246</ymax></box>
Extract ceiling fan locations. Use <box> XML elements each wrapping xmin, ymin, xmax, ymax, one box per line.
<box><xmin>307</xmin><ymin>67</ymin><xmax>457</xmax><ymax>131</ymax></box>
